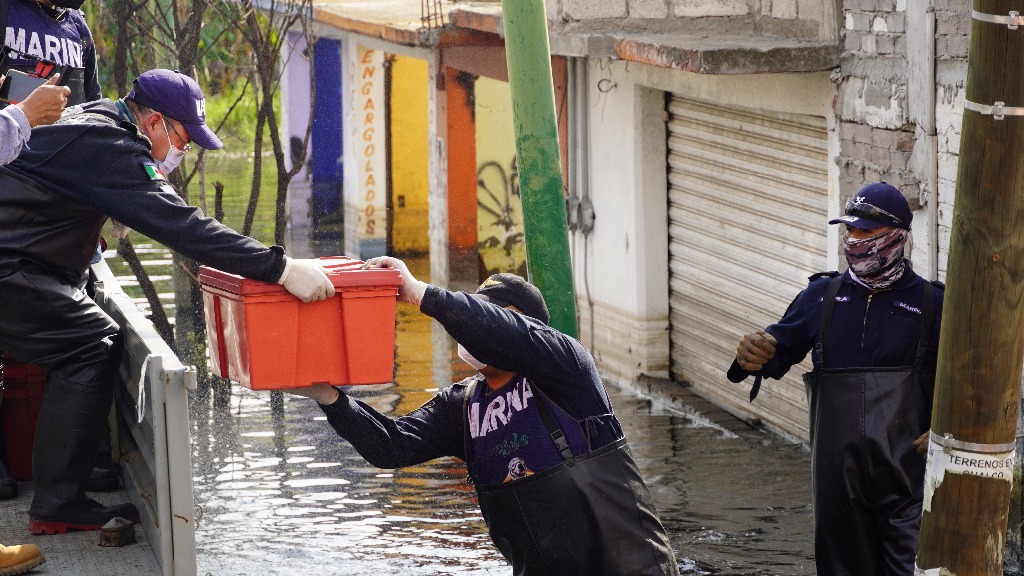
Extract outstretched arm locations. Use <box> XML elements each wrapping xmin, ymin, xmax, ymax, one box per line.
<box><xmin>288</xmin><ymin>384</ymin><xmax>467</xmax><ymax>469</ymax></box>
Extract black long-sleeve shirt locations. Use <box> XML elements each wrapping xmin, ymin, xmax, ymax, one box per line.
<box><xmin>319</xmin><ymin>286</ymin><xmax>622</xmax><ymax>471</ymax></box>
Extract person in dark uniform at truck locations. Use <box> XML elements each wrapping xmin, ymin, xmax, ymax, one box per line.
<box><xmin>726</xmin><ymin>182</ymin><xmax>944</xmax><ymax>576</ymax></box>
<box><xmin>1</xmin><ymin>0</ymin><xmax>117</xmax><ymax>498</ymax></box>
<box><xmin>289</xmin><ymin>256</ymin><xmax>681</xmax><ymax>576</ymax></box>
<box><xmin>0</xmin><ymin>69</ymin><xmax>69</xmax><ymax>576</ymax></box>
<box><xmin>0</xmin><ymin>68</ymin><xmax>336</xmax><ymax>535</ymax></box>
<box><xmin>3</xmin><ymin>0</ymin><xmax>100</xmax><ymax>105</ymax></box>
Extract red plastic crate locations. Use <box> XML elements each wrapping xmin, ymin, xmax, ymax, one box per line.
<box><xmin>1</xmin><ymin>355</ymin><xmax>46</xmax><ymax>480</ymax></box>
<box><xmin>199</xmin><ymin>256</ymin><xmax>402</xmax><ymax>390</ymax></box>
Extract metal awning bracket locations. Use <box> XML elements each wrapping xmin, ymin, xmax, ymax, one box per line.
<box><xmin>972</xmin><ymin>9</ymin><xmax>1024</xmax><ymax>29</ymax></box>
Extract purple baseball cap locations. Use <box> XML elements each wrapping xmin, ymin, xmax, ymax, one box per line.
<box><xmin>127</xmin><ymin>69</ymin><xmax>223</xmax><ymax>150</ymax></box>
<box><xmin>829</xmin><ymin>182</ymin><xmax>912</xmax><ymax>230</ymax></box>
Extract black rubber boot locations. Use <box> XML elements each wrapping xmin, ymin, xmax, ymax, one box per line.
<box><xmin>0</xmin><ymin>360</ymin><xmax>12</xmax><ymax>500</ymax></box>
<box><xmin>85</xmin><ymin>435</ymin><xmax>120</xmax><ymax>492</ymax></box>
<box><xmin>0</xmin><ymin>457</ymin><xmax>16</xmax><ymax>500</ymax></box>
<box><xmin>85</xmin><ymin>463</ymin><xmax>120</xmax><ymax>492</ymax></box>
<box><xmin>30</xmin><ymin>496</ymin><xmax>138</xmax><ymax>535</ymax></box>
<box><xmin>28</xmin><ymin>369</ymin><xmax>133</xmax><ymax>533</ymax></box>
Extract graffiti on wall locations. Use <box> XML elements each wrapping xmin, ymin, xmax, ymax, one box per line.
<box><xmin>477</xmin><ymin>156</ymin><xmax>526</xmax><ymax>277</ymax></box>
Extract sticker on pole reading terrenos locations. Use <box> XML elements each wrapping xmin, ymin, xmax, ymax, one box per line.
<box><xmin>923</xmin><ymin>433</ymin><xmax>1015</xmax><ymax>512</ymax></box>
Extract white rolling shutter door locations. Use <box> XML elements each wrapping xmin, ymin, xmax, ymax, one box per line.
<box><xmin>667</xmin><ymin>96</ymin><xmax>828</xmax><ymax>439</ymax></box>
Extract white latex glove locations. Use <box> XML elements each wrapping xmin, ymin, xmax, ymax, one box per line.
<box><xmin>277</xmin><ymin>257</ymin><xmax>335</xmax><ymax>303</ymax></box>
<box><xmin>286</xmin><ymin>383</ymin><xmax>340</xmax><ymax>405</ymax></box>
<box><xmin>362</xmin><ymin>256</ymin><xmax>427</xmax><ymax>306</ymax></box>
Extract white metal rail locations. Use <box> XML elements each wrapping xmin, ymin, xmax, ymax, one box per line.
<box><xmin>91</xmin><ymin>260</ymin><xmax>198</xmax><ymax>576</ymax></box>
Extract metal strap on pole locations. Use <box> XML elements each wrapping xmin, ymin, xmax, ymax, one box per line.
<box><xmin>929</xmin><ymin>431</ymin><xmax>1017</xmax><ymax>454</ymax></box>
<box><xmin>972</xmin><ymin>9</ymin><xmax>1024</xmax><ymax>29</ymax></box>
<box><xmin>963</xmin><ymin>99</ymin><xmax>1024</xmax><ymax>120</ymax></box>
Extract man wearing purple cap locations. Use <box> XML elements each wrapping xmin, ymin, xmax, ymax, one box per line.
<box><xmin>0</xmin><ymin>68</ymin><xmax>336</xmax><ymax>534</ymax></box>
<box><xmin>725</xmin><ymin>182</ymin><xmax>944</xmax><ymax>576</ymax></box>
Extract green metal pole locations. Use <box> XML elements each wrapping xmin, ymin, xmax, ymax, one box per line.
<box><xmin>501</xmin><ymin>0</ymin><xmax>578</xmax><ymax>337</ymax></box>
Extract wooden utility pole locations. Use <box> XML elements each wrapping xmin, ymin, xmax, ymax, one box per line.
<box><xmin>916</xmin><ymin>2</ymin><xmax>1024</xmax><ymax>573</ymax></box>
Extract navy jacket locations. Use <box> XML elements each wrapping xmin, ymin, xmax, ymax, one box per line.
<box><xmin>731</xmin><ymin>265</ymin><xmax>944</xmax><ymax>382</ymax></box>
<box><xmin>0</xmin><ymin>99</ymin><xmax>285</xmax><ymax>282</ymax></box>
<box><xmin>319</xmin><ymin>286</ymin><xmax>623</xmax><ymax>472</ymax></box>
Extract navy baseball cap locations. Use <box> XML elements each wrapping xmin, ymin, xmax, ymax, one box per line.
<box><xmin>473</xmin><ymin>273</ymin><xmax>550</xmax><ymax>325</ymax></box>
<box><xmin>829</xmin><ymin>182</ymin><xmax>912</xmax><ymax>230</ymax></box>
<box><xmin>127</xmin><ymin>69</ymin><xmax>223</xmax><ymax>150</ymax></box>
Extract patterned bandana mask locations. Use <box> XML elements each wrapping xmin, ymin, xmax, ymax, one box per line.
<box><xmin>844</xmin><ymin>228</ymin><xmax>909</xmax><ymax>290</ymax></box>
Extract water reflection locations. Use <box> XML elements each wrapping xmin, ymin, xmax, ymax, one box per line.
<box><xmin>614</xmin><ymin>393</ymin><xmax>815</xmax><ymax>574</ymax></box>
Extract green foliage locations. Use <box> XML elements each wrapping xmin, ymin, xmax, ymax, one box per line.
<box><xmin>85</xmin><ymin>0</ymin><xmax>258</xmax><ymax>96</ymax></box>
<box><xmin>83</xmin><ymin>0</ymin><xmax>289</xmax><ymax>245</ymax></box>
<box><xmin>203</xmin><ymin>81</ymin><xmax>273</xmax><ymax>148</ymax></box>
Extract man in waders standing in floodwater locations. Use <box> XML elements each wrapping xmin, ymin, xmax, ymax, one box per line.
<box><xmin>726</xmin><ymin>182</ymin><xmax>943</xmax><ymax>576</ymax></box>
<box><xmin>290</xmin><ymin>256</ymin><xmax>681</xmax><ymax>576</ymax></box>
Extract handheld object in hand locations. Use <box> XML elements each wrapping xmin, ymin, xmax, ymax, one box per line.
<box><xmin>0</xmin><ymin>69</ymin><xmax>47</xmax><ymax>105</ymax></box>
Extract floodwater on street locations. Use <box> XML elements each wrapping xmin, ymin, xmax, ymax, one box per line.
<box><xmin>188</xmin><ymin>288</ymin><xmax>815</xmax><ymax>576</ymax></box>
<box><xmin>107</xmin><ymin>245</ymin><xmax>815</xmax><ymax>575</ymax></box>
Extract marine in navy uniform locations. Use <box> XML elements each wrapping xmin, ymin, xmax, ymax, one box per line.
<box><xmin>727</xmin><ymin>182</ymin><xmax>944</xmax><ymax>576</ymax></box>
<box><xmin>0</xmin><ymin>69</ymin><xmax>335</xmax><ymax>534</ymax></box>
<box><xmin>291</xmin><ymin>259</ymin><xmax>681</xmax><ymax>576</ymax></box>
<box><xmin>3</xmin><ymin>0</ymin><xmax>100</xmax><ymax>105</ymax></box>
<box><xmin>0</xmin><ymin>0</ymin><xmax>108</xmax><ymax>498</ymax></box>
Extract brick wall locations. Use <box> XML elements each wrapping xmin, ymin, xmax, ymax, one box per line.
<box><xmin>933</xmin><ymin>1</ymin><xmax>970</xmax><ymax>281</ymax></box>
<box><xmin>836</xmin><ymin>121</ymin><xmax>918</xmax><ymax>204</ymax></box>
<box><xmin>553</xmin><ymin>0</ymin><xmax>821</xmax><ymax>37</ymax></box>
<box><xmin>836</xmin><ymin>0</ymin><xmax>917</xmax><ymax>209</ymax></box>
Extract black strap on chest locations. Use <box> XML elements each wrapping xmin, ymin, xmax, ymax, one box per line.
<box><xmin>815</xmin><ymin>275</ymin><xmax>935</xmax><ymax>371</ymax></box>
<box><xmin>814</xmin><ymin>275</ymin><xmax>845</xmax><ymax>369</ymax></box>
<box><xmin>461</xmin><ymin>380</ymin><xmax>480</xmax><ymax>482</ymax></box>
<box><xmin>535</xmin><ymin>392</ymin><xmax>574</xmax><ymax>461</ymax></box>
<box><xmin>911</xmin><ymin>280</ymin><xmax>935</xmax><ymax>368</ymax></box>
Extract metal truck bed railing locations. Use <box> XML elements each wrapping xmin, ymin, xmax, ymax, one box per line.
<box><xmin>92</xmin><ymin>259</ymin><xmax>197</xmax><ymax>576</ymax></box>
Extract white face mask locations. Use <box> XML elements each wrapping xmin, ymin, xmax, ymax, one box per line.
<box><xmin>158</xmin><ymin>119</ymin><xmax>187</xmax><ymax>175</ymax></box>
<box><xmin>457</xmin><ymin>344</ymin><xmax>487</xmax><ymax>371</ymax></box>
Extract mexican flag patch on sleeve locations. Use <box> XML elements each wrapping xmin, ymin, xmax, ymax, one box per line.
<box><xmin>142</xmin><ymin>161</ymin><xmax>166</xmax><ymax>181</ymax></box>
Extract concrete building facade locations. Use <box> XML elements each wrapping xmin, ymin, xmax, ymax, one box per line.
<box><xmin>282</xmin><ymin>0</ymin><xmax>1024</xmax><ymax>562</ymax></box>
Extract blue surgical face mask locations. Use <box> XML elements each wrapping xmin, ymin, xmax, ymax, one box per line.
<box><xmin>457</xmin><ymin>344</ymin><xmax>487</xmax><ymax>371</ymax></box>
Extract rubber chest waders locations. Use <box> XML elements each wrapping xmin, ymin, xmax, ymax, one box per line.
<box><xmin>463</xmin><ymin>381</ymin><xmax>679</xmax><ymax>576</ymax></box>
<box><xmin>804</xmin><ymin>276</ymin><xmax>935</xmax><ymax>576</ymax></box>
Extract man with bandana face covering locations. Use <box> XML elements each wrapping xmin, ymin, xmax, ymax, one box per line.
<box><xmin>726</xmin><ymin>182</ymin><xmax>944</xmax><ymax>576</ymax></box>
